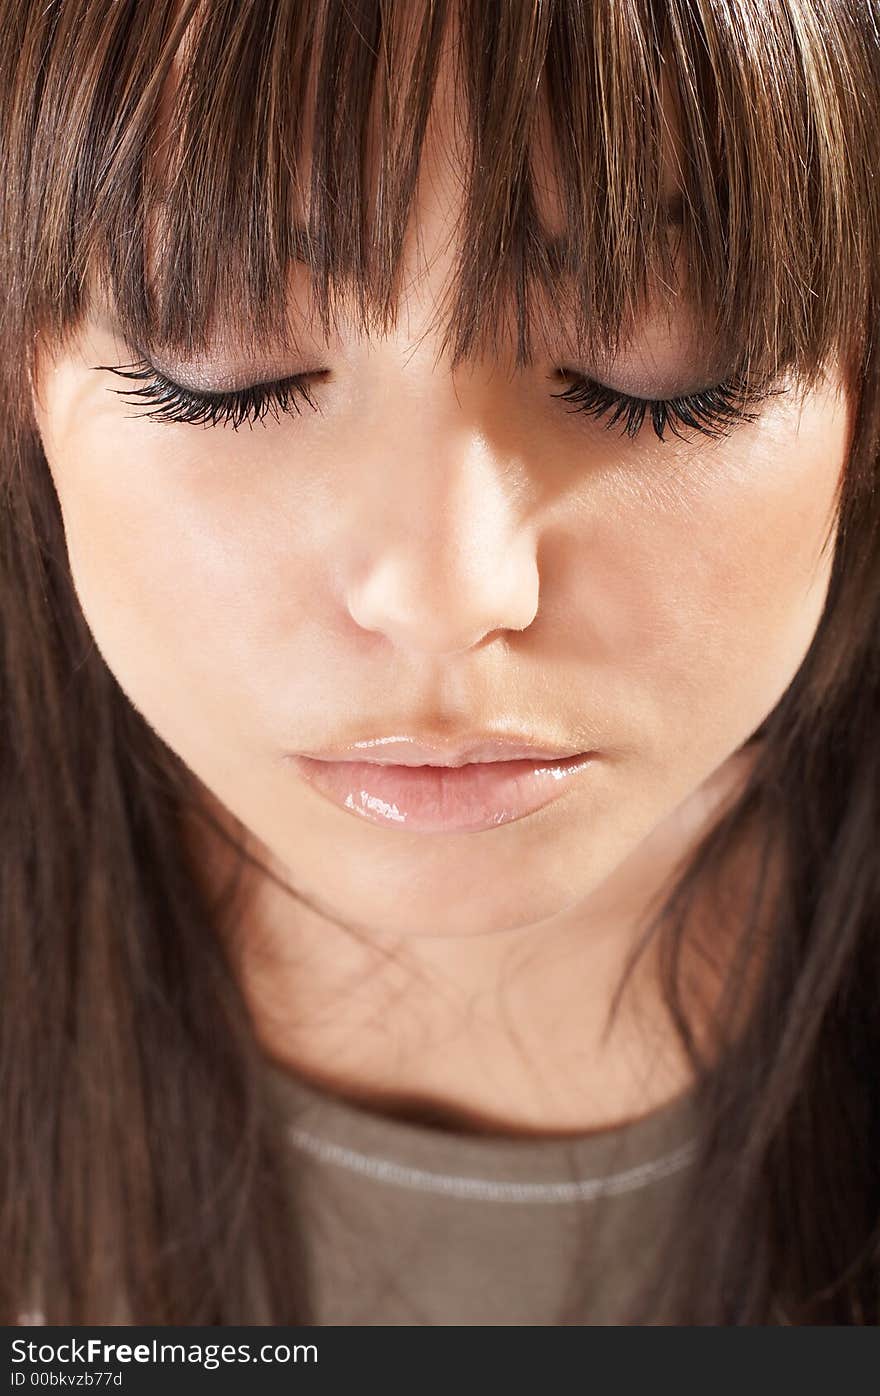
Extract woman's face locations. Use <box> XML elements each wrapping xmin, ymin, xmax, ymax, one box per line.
<box><xmin>30</xmin><ymin>56</ymin><xmax>850</xmax><ymax>945</ymax></box>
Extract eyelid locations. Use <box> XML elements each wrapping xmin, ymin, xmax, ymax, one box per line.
<box><xmin>152</xmin><ymin>362</ymin><xmax>317</xmax><ymax>398</ymax></box>
<box><xmin>558</xmin><ymin>364</ymin><xmax>740</xmax><ymax>402</ymax></box>
<box><xmin>550</xmin><ymin>365</ymin><xmax>782</xmax><ymax>443</ymax></box>
<box><xmin>128</xmin><ymin>344</ymin><xmax>325</xmax><ymax>396</ymax></box>
<box><xmin>105</xmin><ymin>338</ymin><xmax>733</xmax><ymax>406</ymax></box>
<box><xmin>94</xmin><ymin>342</ymin><xmax>782</xmax><ymax>441</ymax></box>
<box><xmin>91</xmin><ymin>306</ymin><xmax>328</xmax><ymax>388</ymax></box>
<box><xmin>92</xmin><ymin>354</ymin><xmax>326</xmax><ymax>430</ymax></box>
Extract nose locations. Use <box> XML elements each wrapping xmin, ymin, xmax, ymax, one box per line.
<box><xmin>343</xmin><ymin>420</ymin><xmax>541</xmax><ymax>657</ymax></box>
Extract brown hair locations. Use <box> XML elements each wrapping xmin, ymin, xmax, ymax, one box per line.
<box><xmin>1</xmin><ymin>0</ymin><xmax>878</xmax><ymax>1323</ymax></box>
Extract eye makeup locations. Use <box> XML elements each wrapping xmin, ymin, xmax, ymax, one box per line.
<box><xmin>549</xmin><ymin>369</ymin><xmax>783</xmax><ymax>442</ymax></box>
<box><xmin>93</xmin><ymin>351</ymin><xmax>783</xmax><ymax>444</ymax></box>
<box><xmin>94</xmin><ymin>357</ymin><xmax>327</xmax><ymax>430</ymax></box>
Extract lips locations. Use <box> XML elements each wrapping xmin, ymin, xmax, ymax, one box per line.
<box><xmin>294</xmin><ymin>736</ymin><xmax>588</xmax><ymax>768</ymax></box>
<box><xmin>288</xmin><ymin>750</ymin><xmax>597</xmax><ymax>833</ymax></box>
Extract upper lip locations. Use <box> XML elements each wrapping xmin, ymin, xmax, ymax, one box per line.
<box><xmin>292</xmin><ymin>733</ymin><xmax>591</xmax><ymax>767</ymax></box>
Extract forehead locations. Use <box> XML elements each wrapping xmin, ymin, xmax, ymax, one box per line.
<box><xmin>153</xmin><ymin>9</ymin><xmax>687</xmax><ymax>225</ymax></box>
<box><xmin>62</xmin><ymin>0</ymin><xmax>862</xmax><ymax>400</ymax></box>
<box><xmin>137</xmin><ymin>0</ymin><xmax>689</xmax><ymax>359</ymax></box>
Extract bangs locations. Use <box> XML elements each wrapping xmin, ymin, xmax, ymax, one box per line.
<box><xmin>8</xmin><ymin>0</ymin><xmax>880</xmax><ymax>390</ymax></box>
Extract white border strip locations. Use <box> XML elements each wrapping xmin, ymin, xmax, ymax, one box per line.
<box><xmin>286</xmin><ymin>1127</ymin><xmax>698</xmax><ymax>1203</ymax></box>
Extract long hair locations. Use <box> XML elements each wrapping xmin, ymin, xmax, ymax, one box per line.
<box><xmin>1</xmin><ymin>0</ymin><xmax>878</xmax><ymax>1324</ymax></box>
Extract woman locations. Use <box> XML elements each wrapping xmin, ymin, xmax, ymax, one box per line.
<box><xmin>1</xmin><ymin>0</ymin><xmax>878</xmax><ymax>1325</ymax></box>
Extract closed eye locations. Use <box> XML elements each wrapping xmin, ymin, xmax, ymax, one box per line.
<box><xmin>549</xmin><ymin>369</ymin><xmax>785</xmax><ymax>442</ymax></box>
<box><xmin>92</xmin><ymin>354</ymin><xmax>784</xmax><ymax>442</ymax></box>
<box><xmin>92</xmin><ymin>357</ymin><xmax>326</xmax><ymax>430</ymax></box>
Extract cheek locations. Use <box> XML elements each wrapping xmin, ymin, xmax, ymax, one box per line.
<box><xmin>563</xmin><ymin>394</ymin><xmax>846</xmax><ymax>758</ymax></box>
<box><xmin>33</xmin><ymin>371</ymin><xmax>325</xmax><ymax>757</ymax></box>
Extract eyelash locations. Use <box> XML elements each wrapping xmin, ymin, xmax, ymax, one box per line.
<box><xmin>548</xmin><ymin>371</ymin><xmax>777</xmax><ymax>442</ymax></box>
<box><xmin>96</xmin><ymin>357</ymin><xmax>778</xmax><ymax>443</ymax></box>
<box><xmin>95</xmin><ymin>359</ymin><xmax>325</xmax><ymax>430</ymax></box>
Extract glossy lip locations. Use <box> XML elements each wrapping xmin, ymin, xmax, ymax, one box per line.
<box><xmin>293</xmin><ymin>733</ymin><xmax>589</xmax><ymax>768</ymax></box>
<box><xmin>286</xmin><ymin>749</ymin><xmax>598</xmax><ymax>833</ymax></box>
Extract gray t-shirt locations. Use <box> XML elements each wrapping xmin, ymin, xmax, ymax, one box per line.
<box><xmin>260</xmin><ymin>1055</ymin><xmax>698</xmax><ymax>1325</ymax></box>
<box><xmin>13</xmin><ymin>1059</ymin><xmax>698</xmax><ymax>1326</ymax></box>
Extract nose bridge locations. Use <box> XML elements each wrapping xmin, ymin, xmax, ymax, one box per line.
<box><xmin>342</xmin><ymin>366</ymin><xmax>540</xmax><ymax>655</ymax></box>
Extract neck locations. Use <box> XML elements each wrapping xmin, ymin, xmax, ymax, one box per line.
<box><xmin>186</xmin><ymin>744</ymin><xmax>768</xmax><ymax>1137</ymax></box>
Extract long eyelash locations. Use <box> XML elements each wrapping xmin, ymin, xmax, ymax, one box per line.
<box><xmin>95</xmin><ymin>356</ymin><xmax>782</xmax><ymax>443</ymax></box>
<box><xmin>550</xmin><ymin>372</ymin><xmax>784</xmax><ymax>442</ymax></box>
<box><xmin>93</xmin><ymin>358</ymin><xmax>324</xmax><ymax>430</ymax></box>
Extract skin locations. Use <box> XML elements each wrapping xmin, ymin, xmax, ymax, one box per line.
<box><xmin>30</xmin><ymin>35</ymin><xmax>850</xmax><ymax>1137</ymax></box>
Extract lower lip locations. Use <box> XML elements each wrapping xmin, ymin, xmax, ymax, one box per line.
<box><xmin>288</xmin><ymin>752</ymin><xmax>597</xmax><ymax>833</ymax></box>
